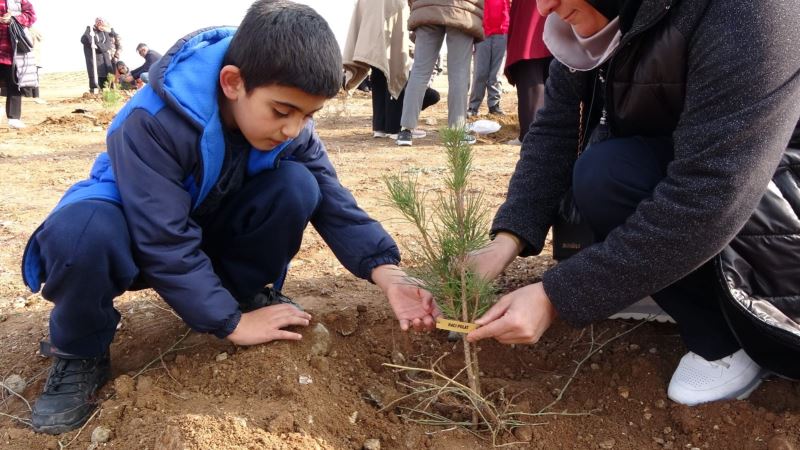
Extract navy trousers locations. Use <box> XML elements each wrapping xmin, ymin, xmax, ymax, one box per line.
<box><xmin>35</xmin><ymin>161</ymin><xmax>321</xmax><ymax>357</ymax></box>
<box><xmin>572</xmin><ymin>136</ymin><xmax>741</xmax><ymax>360</ymax></box>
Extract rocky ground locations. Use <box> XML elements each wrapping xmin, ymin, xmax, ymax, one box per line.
<box><xmin>0</xmin><ymin>72</ymin><xmax>798</xmax><ymax>449</ymax></box>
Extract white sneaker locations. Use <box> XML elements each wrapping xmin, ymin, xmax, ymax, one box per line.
<box><xmin>667</xmin><ymin>349</ymin><xmax>765</xmax><ymax>406</ymax></box>
<box><xmin>506</xmin><ymin>138</ymin><xmax>522</xmax><ymax>146</ymax></box>
<box><xmin>373</xmin><ymin>131</ymin><xmax>388</xmax><ymax>138</ymax></box>
<box><xmin>411</xmin><ymin>129</ymin><xmax>427</xmax><ymax>139</ymax></box>
<box><xmin>8</xmin><ymin>119</ymin><xmax>26</xmax><ymax>129</ymax></box>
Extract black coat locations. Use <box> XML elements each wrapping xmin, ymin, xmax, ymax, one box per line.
<box><xmin>491</xmin><ymin>0</ymin><xmax>800</xmax><ymax>372</ymax></box>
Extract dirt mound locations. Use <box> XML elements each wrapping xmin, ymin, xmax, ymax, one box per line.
<box><xmin>33</xmin><ymin>110</ymin><xmax>117</xmax><ymax>134</ymax></box>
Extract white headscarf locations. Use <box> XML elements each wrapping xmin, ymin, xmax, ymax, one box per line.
<box><xmin>543</xmin><ymin>15</ymin><xmax>622</xmax><ymax>71</ymax></box>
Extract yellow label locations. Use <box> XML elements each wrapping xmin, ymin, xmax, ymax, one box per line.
<box><xmin>435</xmin><ymin>318</ymin><xmax>478</xmax><ymax>333</ymax></box>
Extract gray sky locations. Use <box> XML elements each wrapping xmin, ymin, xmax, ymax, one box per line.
<box><xmin>32</xmin><ymin>0</ymin><xmax>355</xmax><ymax>73</ymax></box>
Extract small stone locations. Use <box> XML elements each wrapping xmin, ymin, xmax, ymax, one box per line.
<box><xmin>363</xmin><ymin>438</ymin><xmax>381</xmax><ymax>450</ymax></box>
<box><xmin>90</xmin><ymin>426</ymin><xmax>112</xmax><ymax>443</ymax></box>
<box><xmin>349</xmin><ymin>411</ymin><xmax>359</xmax><ymax>424</ymax></box>
<box><xmin>663</xmin><ymin>427</ymin><xmax>672</xmax><ymax>434</ymax></box>
<box><xmin>628</xmin><ymin>344</ymin><xmax>640</xmax><ymax>352</ymax></box>
<box><xmin>653</xmin><ymin>437</ymin><xmax>665</xmax><ymax>445</ymax></box>
<box><xmin>598</xmin><ymin>438</ymin><xmax>615</xmax><ymax>449</ymax></box>
<box><xmin>649</xmin><ymin>347</ymin><xmax>658</xmax><ymax>354</ymax></box>
<box><xmin>654</xmin><ymin>399</ymin><xmax>667</xmax><ymax>409</ymax></box>
<box><xmin>644</xmin><ymin>413</ymin><xmax>653</xmax><ymax>420</ymax></box>
<box><xmin>767</xmin><ymin>434</ymin><xmax>795</xmax><ymax>450</ymax></box>
<box><xmin>618</xmin><ymin>386</ymin><xmax>630</xmax><ymax>399</ymax></box>
<box><xmin>114</xmin><ymin>375</ymin><xmax>135</xmax><ymax>398</ymax></box>
<box><xmin>590</xmin><ymin>363</ymin><xmax>601</xmax><ymax>371</ymax></box>
<box><xmin>310</xmin><ymin>323</ymin><xmax>331</xmax><ymax>356</ymax></box>
<box><xmin>135</xmin><ymin>375</ymin><xmax>153</xmax><ymax>393</ymax></box>
<box><xmin>0</xmin><ymin>313</ymin><xmax>7</xmax><ymax>322</ymax></box>
<box><xmin>215</xmin><ymin>352</ymin><xmax>228</xmax><ymax>362</ymax></box>
<box><xmin>3</xmin><ymin>374</ymin><xmax>26</xmax><ymax>395</ymax></box>
<box><xmin>299</xmin><ymin>375</ymin><xmax>313</xmax><ymax>385</ymax></box>
<box><xmin>391</xmin><ymin>351</ymin><xmax>405</xmax><ymax>365</ymax></box>
<box><xmin>356</xmin><ymin>305</ymin><xmax>368</xmax><ymax>313</ymax></box>
<box><xmin>513</xmin><ymin>426</ymin><xmax>534</xmax><ymax>442</ymax></box>
<box><xmin>424</xmin><ymin>118</ymin><xmax>437</xmax><ymax>126</ymax></box>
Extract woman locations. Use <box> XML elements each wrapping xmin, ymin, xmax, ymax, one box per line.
<box><xmin>466</xmin><ymin>0</ymin><xmax>800</xmax><ymax>405</ymax></box>
<box><xmin>0</xmin><ymin>0</ymin><xmax>36</xmax><ymax>129</ymax></box>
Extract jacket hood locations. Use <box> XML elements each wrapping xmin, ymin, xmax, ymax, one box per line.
<box><xmin>148</xmin><ymin>26</ymin><xmax>237</xmax><ymax>130</ymax></box>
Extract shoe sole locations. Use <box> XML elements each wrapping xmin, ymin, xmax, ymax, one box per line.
<box><xmin>32</xmin><ymin>406</ymin><xmax>97</xmax><ymax>435</ymax></box>
<box><xmin>734</xmin><ymin>371</ymin><xmax>766</xmax><ymax>400</ymax></box>
<box><xmin>397</xmin><ymin>141</ymin><xmax>412</xmax><ymax>146</ymax></box>
<box><xmin>608</xmin><ymin>297</ymin><xmax>675</xmax><ymax>324</ymax></box>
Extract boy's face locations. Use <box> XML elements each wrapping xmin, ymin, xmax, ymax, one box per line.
<box><xmin>219</xmin><ymin>65</ymin><xmax>327</xmax><ymax>151</ymax></box>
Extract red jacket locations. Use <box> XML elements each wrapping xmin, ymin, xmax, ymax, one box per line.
<box><xmin>504</xmin><ymin>0</ymin><xmax>550</xmax><ymax>80</ymax></box>
<box><xmin>483</xmin><ymin>0</ymin><xmax>509</xmax><ymax>37</ymax></box>
<box><xmin>0</xmin><ymin>0</ymin><xmax>36</xmax><ymax>66</ymax></box>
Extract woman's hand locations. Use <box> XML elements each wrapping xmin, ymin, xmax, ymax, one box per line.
<box><xmin>467</xmin><ymin>232</ymin><xmax>524</xmax><ymax>281</ymax></box>
<box><xmin>467</xmin><ymin>282</ymin><xmax>557</xmax><ymax>344</ymax></box>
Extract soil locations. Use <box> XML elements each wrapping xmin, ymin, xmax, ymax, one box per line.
<box><xmin>0</xmin><ymin>72</ymin><xmax>798</xmax><ymax>450</ymax></box>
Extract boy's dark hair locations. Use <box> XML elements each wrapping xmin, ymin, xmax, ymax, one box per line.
<box><xmin>135</xmin><ymin>43</ymin><xmax>148</xmax><ymax>51</ymax></box>
<box><xmin>222</xmin><ymin>0</ymin><xmax>342</xmax><ymax>98</ymax></box>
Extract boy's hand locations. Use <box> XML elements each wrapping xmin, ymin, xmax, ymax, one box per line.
<box><xmin>372</xmin><ymin>264</ymin><xmax>439</xmax><ymax>332</ymax></box>
<box><xmin>466</xmin><ymin>282</ymin><xmax>557</xmax><ymax>344</ymax></box>
<box><xmin>467</xmin><ymin>232</ymin><xmax>523</xmax><ymax>281</ymax></box>
<box><xmin>226</xmin><ymin>304</ymin><xmax>312</xmax><ymax>346</ymax></box>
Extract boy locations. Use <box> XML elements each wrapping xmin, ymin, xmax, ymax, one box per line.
<box><xmin>22</xmin><ymin>0</ymin><xmax>437</xmax><ymax>434</ymax></box>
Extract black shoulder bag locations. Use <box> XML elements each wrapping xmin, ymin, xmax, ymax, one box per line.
<box><xmin>8</xmin><ymin>16</ymin><xmax>34</xmax><ymax>54</ymax></box>
<box><xmin>551</xmin><ymin>100</ymin><xmax>596</xmax><ymax>261</ymax></box>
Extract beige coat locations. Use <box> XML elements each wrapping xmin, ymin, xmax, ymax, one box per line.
<box><xmin>342</xmin><ymin>0</ymin><xmax>411</xmax><ymax>99</ymax></box>
<box><xmin>408</xmin><ymin>0</ymin><xmax>485</xmax><ymax>41</ymax></box>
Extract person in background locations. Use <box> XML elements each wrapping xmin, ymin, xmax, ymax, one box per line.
<box><xmin>467</xmin><ymin>0</ymin><xmax>510</xmax><ymax>117</ymax></box>
<box><xmin>503</xmin><ymin>0</ymin><xmax>552</xmax><ymax>146</ymax></box>
<box><xmin>467</xmin><ymin>0</ymin><xmax>800</xmax><ymax>406</ymax></box>
<box><xmin>342</xmin><ymin>0</ymin><xmax>439</xmax><ymax>140</ymax></box>
<box><xmin>395</xmin><ymin>0</ymin><xmax>484</xmax><ymax>146</ymax></box>
<box><xmin>0</xmin><ymin>0</ymin><xmax>36</xmax><ymax>129</ymax></box>
<box><xmin>113</xmin><ymin>60</ymin><xmax>136</xmax><ymax>90</ymax></box>
<box><xmin>130</xmin><ymin>43</ymin><xmax>161</xmax><ymax>84</ymax></box>
<box><xmin>81</xmin><ymin>17</ymin><xmax>121</xmax><ymax>93</ymax></box>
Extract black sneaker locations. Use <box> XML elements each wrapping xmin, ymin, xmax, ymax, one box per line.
<box><xmin>396</xmin><ymin>129</ymin><xmax>413</xmax><ymax>146</ymax></box>
<box><xmin>489</xmin><ymin>105</ymin><xmax>505</xmax><ymax>116</ymax></box>
<box><xmin>31</xmin><ymin>343</ymin><xmax>111</xmax><ymax>435</ymax></box>
<box><xmin>238</xmin><ymin>286</ymin><xmax>303</xmax><ymax>312</ymax></box>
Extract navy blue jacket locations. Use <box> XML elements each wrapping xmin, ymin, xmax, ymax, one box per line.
<box><xmin>24</xmin><ymin>27</ymin><xmax>400</xmax><ymax>338</ymax></box>
<box><xmin>130</xmin><ymin>50</ymin><xmax>162</xmax><ymax>80</ymax></box>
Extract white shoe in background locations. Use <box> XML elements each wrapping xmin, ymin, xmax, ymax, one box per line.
<box><xmin>667</xmin><ymin>349</ymin><xmax>765</xmax><ymax>406</ymax></box>
<box><xmin>373</xmin><ymin>131</ymin><xmax>388</xmax><ymax>138</ymax></box>
<box><xmin>8</xmin><ymin>119</ymin><xmax>26</xmax><ymax>129</ymax></box>
<box><xmin>411</xmin><ymin>129</ymin><xmax>427</xmax><ymax>139</ymax></box>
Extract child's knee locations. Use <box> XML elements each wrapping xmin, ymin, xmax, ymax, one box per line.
<box><xmin>274</xmin><ymin>162</ymin><xmax>322</xmax><ymax>218</ymax></box>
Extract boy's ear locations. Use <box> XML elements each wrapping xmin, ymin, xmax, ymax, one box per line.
<box><xmin>219</xmin><ymin>65</ymin><xmax>244</xmax><ymax>100</ymax></box>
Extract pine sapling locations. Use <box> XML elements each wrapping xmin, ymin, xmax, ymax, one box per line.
<box><xmin>385</xmin><ymin>127</ymin><xmax>496</xmax><ymax>419</ymax></box>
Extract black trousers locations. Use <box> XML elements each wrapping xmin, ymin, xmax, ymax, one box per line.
<box><xmin>0</xmin><ymin>64</ymin><xmax>22</xmax><ymax>119</ymax></box>
<box><xmin>507</xmin><ymin>57</ymin><xmax>552</xmax><ymax>141</ymax></box>
<box><xmin>370</xmin><ymin>67</ymin><xmax>440</xmax><ymax>134</ymax></box>
<box><xmin>572</xmin><ymin>136</ymin><xmax>742</xmax><ymax>360</ymax></box>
